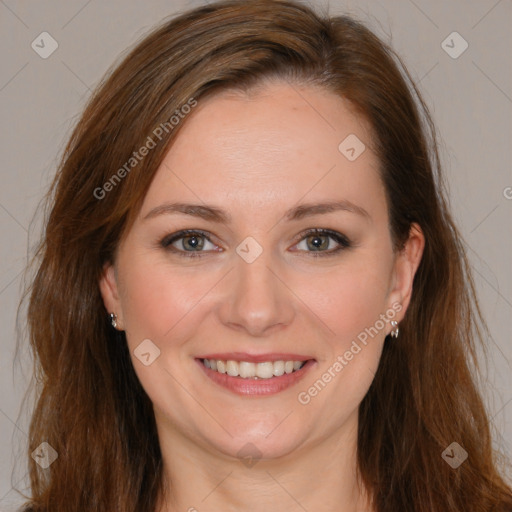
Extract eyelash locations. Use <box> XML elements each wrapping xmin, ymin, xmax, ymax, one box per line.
<box><xmin>160</xmin><ymin>228</ymin><xmax>351</xmax><ymax>259</ymax></box>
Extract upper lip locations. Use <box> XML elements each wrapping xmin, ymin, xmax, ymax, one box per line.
<box><xmin>196</xmin><ymin>352</ymin><xmax>314</xmax><ymax>363</ymax></box>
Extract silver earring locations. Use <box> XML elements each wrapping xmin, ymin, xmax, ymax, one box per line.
<box><xmin>390</xmin><ymin>320</ymin><xmax>399</xmax><ymax>338</ymax></box>
<box><xmin>110</xmin><ymin>313</ymin><xmax>118</xmax><ymax>329</ymax></box>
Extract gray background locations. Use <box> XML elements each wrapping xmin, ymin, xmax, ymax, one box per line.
<box><xmin>0</xmin><ymin>0</ymin><xmax>510</xmax><ymax>509</ymax></box>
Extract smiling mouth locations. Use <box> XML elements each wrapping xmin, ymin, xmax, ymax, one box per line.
<box><xmin>201</xmin><ymin>358</ymin><xmax>307</xmax><ymax>379</ymax></box>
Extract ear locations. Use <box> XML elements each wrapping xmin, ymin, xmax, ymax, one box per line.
<box><xmin>386</xmin><ymin>223</ymin><xmax>425</xmax><ymax>322</ymax></box>
<box><xmin>99</xmin><ymin>263</ymin><xmax>124</xmax><ymax>330</ymax></box>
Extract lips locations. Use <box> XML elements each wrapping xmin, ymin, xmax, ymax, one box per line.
<box><xmin>196</xmin><ymin>353</ymin><xmax>316</xmax><ymax>396</ymax></box>
<box><xmin>197</xmin><ymin>352</ymin><xmax>312</xmax><ymax>363</ymax></box>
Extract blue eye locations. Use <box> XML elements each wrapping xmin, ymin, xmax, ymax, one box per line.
<box><xmin>161</xmin><ymin>230</ymin><xmax>219</xmax><ymax>257</ymax></box>
<box><xmin>292</xmin><ymin>228</ymin><xmax>351</xmax><ymax>256</ymax></box>
<box><xmin>160</xmin><ymin>228</ymin><xmax>351</xmax><ymax>258</ymax></box>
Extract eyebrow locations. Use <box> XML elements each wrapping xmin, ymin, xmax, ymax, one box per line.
<box><xmin>143</xmin><ymin>200</ymin><xmax>370</xmax><ymax>223</ymax></box>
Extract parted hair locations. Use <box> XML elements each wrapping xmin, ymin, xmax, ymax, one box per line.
<box><xmin>19</xmin><ymin>1</ymin><xmax>512</xmax><ymax>511</ymax></box>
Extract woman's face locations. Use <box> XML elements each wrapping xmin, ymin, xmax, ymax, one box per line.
<box><xmin>100</xmin><ymin>81</ymin><xmax>423</xmax><ymax>461</ymax></box>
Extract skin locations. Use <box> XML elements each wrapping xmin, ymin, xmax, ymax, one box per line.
<box><xmin>100</xmin><ymin>80</ymin><xmax>424</xmax><ymax>512</ymax></box>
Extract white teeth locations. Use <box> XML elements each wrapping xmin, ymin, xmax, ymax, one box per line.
<box><xmin>273</xmin><ymin>360</ymin><xmax>285</xmax><ymax>376</ymax></box>
<box><xmin>202</xmin><ymin>359</ymin><xmax>307</xmax><ymax>379</ymax></box>
<box><xmin>239</xmin><ymin>361</ymin><xmax>256</xmax><ymax>378</ymax></box>
<box><xmin>226</xmin><ymin>360</ymin><xmax>238</xmax><ymax>377</ymax></box>
<box><xmin>256</xmin><ymin>362</ymin><xmax>274</xmax><ymax>379</ymax></box>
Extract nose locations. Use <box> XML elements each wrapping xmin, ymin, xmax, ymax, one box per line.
<box><xmin>217</xmin><ymin>247</ymin><xmax>296</xmax><ymax>337</ymax></box>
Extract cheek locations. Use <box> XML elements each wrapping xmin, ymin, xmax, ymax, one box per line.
<box><xmin>116</xmin><ymin>253</ymin><xmax>214</xmax><ymax>348</ymax></box>
<box><xmin>298</xmin><ymin>257</ymin><xmax>393</xmax><ymax>345</ymax></box>
<box><xmin>291</xmin><ymin>255</ymin><xmax>391</xmax><ymax>411</ymax></box>
<box><xmin>294</xmin><ymin>268</ymin><xmax>388</xmax><ymax>425</ymax></box>
<box><xmin>118</xmin><ymin>245</ymin><xmax>394</xmax><ymax>350</ymax></box>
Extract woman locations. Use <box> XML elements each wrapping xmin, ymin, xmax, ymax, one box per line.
<box><xmin>20</xmin><ymin>0</ymin><xmax>512</xmax><ymax>510</ymax></box>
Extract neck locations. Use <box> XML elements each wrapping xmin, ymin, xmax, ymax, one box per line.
<box><xmin>155</xmin><ymin>410</ymin><xmax>373</xmax><ymax>512</ymax></box>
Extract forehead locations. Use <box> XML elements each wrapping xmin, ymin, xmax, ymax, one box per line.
<box><xmin>139</xmin><ymin>81</ymin><xmax>384</xmax><ymax>222</ymax></box>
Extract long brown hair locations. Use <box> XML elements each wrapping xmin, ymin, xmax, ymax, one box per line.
<box><xmin>19</xmin><ymin>1</ymin><xmax>512</xmax><ymax>510</ymax></box>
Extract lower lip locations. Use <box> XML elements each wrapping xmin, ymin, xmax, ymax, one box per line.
<box><xmin>196</xmin><ymin>359</ymin><xmax>316</xmax><ymax>396</ymax></box>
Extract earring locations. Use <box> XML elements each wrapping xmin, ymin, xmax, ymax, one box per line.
<box><xmin>390</xmin><ymin>320</ymin><xmax>399</xmax><ymax>338</ymax></box>
<box><xmin>110</xmin><ymin>313</ymin><xmax>118</xmax><ymax>329</ymax></box>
